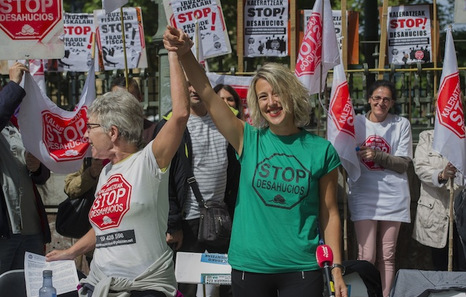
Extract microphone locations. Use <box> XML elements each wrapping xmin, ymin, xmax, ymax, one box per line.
<box><xmin>316</xmin><ymin>244</ymin><xmax>335</xmax><ymax>297</ymax></box>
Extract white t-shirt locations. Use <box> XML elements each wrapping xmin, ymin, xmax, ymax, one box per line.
<box><xmin>183</xmin><ymin>113</ymin><xmax>228</xmax><ymax>220</ymax></box>
<box><xmin>90</xmin><ymin>141</ymin><xmax>172</xmax><ymax>279</ymax></box>
<box><xmin>349</xmin><ymin>113</ymin><xmax>412</xmax><ymax>223</ymax></box>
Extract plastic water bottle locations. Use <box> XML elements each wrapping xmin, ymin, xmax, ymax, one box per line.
<box><xmin>39</xmin><ymin>270</ymin><xmax>57</xmax><ymax>297</ymax></box>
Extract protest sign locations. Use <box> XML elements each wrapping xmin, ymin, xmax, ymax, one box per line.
<box><xmin>0</xmin><ymin>0</ymin><xmax>64</xmax><ymax>60</ymax></box>
<box><xmin>163</xmin><ymin>0</ymin><xmax>231</xmax><ymax>59</ymax></box>
<box><xmin>387</xmin><ymin>5</ymin><xmax>432</xmax><ymax>65</ymax></box>
<box><xmin>43</xmin><ymin>13</ymin><xmax>97</xmax><ymax>72</ymax></box>
<box><xmin>243</xmin><ymin>0</ymin><xmax>288</xmax><ymax>57</ymax></box>
<box><xmin>454</xmin><ymin>0</ymin><xmax>466</xmax><ymax>24</ymax></box>
<box><xmin>94</xmin><ymin>7</ymin><xmax>148</xmax><ymax>70</ymax></box>
<box><xmin>304</xmin><ymin>9</ymin><xmax>345</xmax><ymax>51</ymax></box>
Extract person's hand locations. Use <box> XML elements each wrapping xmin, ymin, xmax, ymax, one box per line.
<box><xmin>25</xmin><ymin>152</ymin><xmax>41</xmax><ymax>173</ymax></box>
<box><xmin>45</xmin><ymin>249</ymin><xmax>76</xmax><ymax>261</ymax></box>
<box><xmin>163</xmin><ymin>26</ymin><xmax>193</xmax><ymax>56</ymax></box>
<box><xmin>357</xmin><ymin>146</ymin><xmax>376</xmax><ymax>161</ymax></box>
<box><xmin>333</xmin><ymin>271</ymin><xmax>348</xmax><ymax>297</ymax></box>
<box><xmin>166</xmin><ymin>229</ymin><xmax>183</xmax><ymax>250</ymax></box>
<box><xmin>441</xmin><ymin>162</ymin><xmax>457</xmax><ymax>180</ymax></box>
<box><xmin>9</xmin><ymin>62</ymin><xmax>29</xmax><ymax>84</ymax></box>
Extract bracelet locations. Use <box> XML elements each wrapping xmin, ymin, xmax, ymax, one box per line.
<box><xmin>332</xmin><ymin>263</ymin><xmax>345</xmax><ymax>276</ymax></box>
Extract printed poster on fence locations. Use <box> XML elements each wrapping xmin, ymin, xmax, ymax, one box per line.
<box><xmin>304</xmin><ymin>10</ymin><xmax>345</xmax><ymax>51</ymax></box>
<box><xmin>163</xmin><ymin>0</ymin><xmax>231</xmax><ymax>59</ymax></box>
<box><xmin>244</xmin><ymin>0</ymin><xmax>288</xmax><ymax>57</ymax></box>
<box><xmin>454</xmin><ymin>0</ymin><xmax>466</xmax><ymax>24</ymax></box>
<box><xmin>387</xmin><ymin>5</ymin><xmax>432</xmax><ymax>65</ymax></box>
<box><xmin>94</xmin><ymin>7</ymin><xmax>148</xmax><ymax>70</ymax></box>
<box><xmin>47</xmin><ymin>13</ymin><xmax>97</xmax><ymax>72</ymax></box>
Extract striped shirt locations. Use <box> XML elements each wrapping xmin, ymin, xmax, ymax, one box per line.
<box><xmin>183</xmin><ymin>113</ymin><xmax>229</xmax><ymax>220</ymax></box>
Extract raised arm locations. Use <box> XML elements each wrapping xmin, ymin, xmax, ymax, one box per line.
<box><xmin>152</xmin><ymin>51</ymin><xmax>190</xmax><ymax>169</ymax></box>
<box><xmin>0</xmin><ymin>62</ymin><xmax>28</xmax><ymax>129</ymax></box>
<box><xmin>163</xmin><ymin>26</ymin><xmax>245</xmax><ymax>154</ymax></box>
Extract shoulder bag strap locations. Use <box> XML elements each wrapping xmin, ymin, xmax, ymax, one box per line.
<box><xmin>187</xmin><ymin>176</ymin><xmax>206</xmax><ymax>208</ymax></box>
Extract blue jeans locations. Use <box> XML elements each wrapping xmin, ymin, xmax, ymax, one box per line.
<box><xmin>0</xmin><ymin>233</ymin><xmax>44</xmax><ymax>274</ymax></box>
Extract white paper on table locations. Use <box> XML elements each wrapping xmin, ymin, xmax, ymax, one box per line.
<box><xmin>24</xmin><ymin>252</ymin><xmax>80</xmax><ymax>297</ymax></box>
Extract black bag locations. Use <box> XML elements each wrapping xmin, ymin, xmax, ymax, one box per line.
<box><xmin>187</xmin><ymin>176</ymin><xmax>232</xmax><ymax>246</ymax></box>
<box><xmin>55</xmin><ymin>190</ymin><xmax>94</xmax><ymax>238</ymax></box>
<box><xmin>198</xmin><ymin>201</ymin><xmax>232</xmax><ymax>246</ymax></box>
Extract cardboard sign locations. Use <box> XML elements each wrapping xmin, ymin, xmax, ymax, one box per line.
<box><xmin>0</xmin><ymin>0</ymin><xmax>64</xmax><ymax>59</ymax></box>
<box><xmin>175</xmin><ymin>252</ymin><xmax>231</xmax><ymax>284</ymax></box>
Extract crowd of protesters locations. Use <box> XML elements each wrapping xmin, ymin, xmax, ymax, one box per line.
<box><xmin>0</xmin><ymin>27</ymin><xmax>465</xmax><ymax>297</ymax></box>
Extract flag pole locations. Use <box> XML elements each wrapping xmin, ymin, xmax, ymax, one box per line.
<box><xmin>120</xmin><ymin>6</ymin><xmax>129</xmax><ymax>89</ymax></box>
<box><xmin>195</xmin><ymin>20</ymin><xmax>200</xmax><ymax>61</ymax></box>
<box><xmin>377</xmin><ymin>0</ymin><xmax>388</xmax><ymax>80</ymax></box>
<box><xmin>318</xmin><ymin>0</ymin><xmax>325</xmax><ymax>137</ymax></box>
<box><xmin>90</xmin><ymin>32</ymin><xmax>96</xmax><ymax>60</ymax></box>
<box><xmin>342</xmin><ymin>169</ymin><xmax>348</xmax><ymax>260</ymax></box>
<box><xmin>448</xmin><ymin>177</ymin><xmax>454</xmax><ymax>271</ymax></box>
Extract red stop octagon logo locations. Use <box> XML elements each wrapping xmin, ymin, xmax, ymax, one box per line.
<box><xmin>0</xmin><ymin>0</ymin><xmax>63</xmax><ymax>40</ymax></box>
<box><xmin>90</xmin><ymin>174</ymin><xmax>132</xmax><ymax>230</ymax></box>
<box><xmin>361</xmin><ymin>135</ymin><xmax>390</xmax><ymax>170</ymax></box>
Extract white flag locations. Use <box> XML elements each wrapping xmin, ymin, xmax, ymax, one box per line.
<box><xmin>102</xmin><ymin>0</ymin><xmax>128</xmax><ymax>13</ymax></box>
<box><xmin>327</xmin><ymin>55</ymin><xmax>361</xmax><ymax>182</ymax></box>
<box><xmin>17</xmin><ymin>64</ymin><xmax>96</xmax><ymax>174</ymax></box>
<box><xmin>295</xmin><ymin>0</ymin><xmax>339</xmax><ymax>94</ymax></box>
<box><xmin>432</xmin><ymin>27</ymin><xmax>466</xmax><ymax>174</ymax></box>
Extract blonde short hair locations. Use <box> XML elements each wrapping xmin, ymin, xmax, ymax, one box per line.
<box><xmin>247</xmin><ymin>63</ymin><xmax>311</xmax><ymax>129</ymax></box>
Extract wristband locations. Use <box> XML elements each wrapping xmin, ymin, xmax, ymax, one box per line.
<box><xmin>332</xmin><ymin>263</ymin><xmax>345</xmax><ymax>276</ymax></box>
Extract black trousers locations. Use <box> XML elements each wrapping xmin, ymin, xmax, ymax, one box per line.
<box><xmin>231</xmin><ymin>269</ymin><xmax>323</xmax><ymax>297</ymax></box>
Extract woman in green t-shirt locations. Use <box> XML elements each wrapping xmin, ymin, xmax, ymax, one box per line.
<box><xmin>163</xmin><ymin>26</ymin><xmax>347</xmax><ymax>297</ymax></box>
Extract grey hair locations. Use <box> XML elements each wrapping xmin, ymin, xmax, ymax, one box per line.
<box><xmin>88</xmin><ymin>90</ymin><xmax>144</xmax><ymax>149</ymax></box>
<box><xmin>247</xmin><ymin>63</ymin><xmax>311</xmax><ymax>129</ymax></box>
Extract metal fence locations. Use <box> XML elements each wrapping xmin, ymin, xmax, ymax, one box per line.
<box><xmin>3</xmin><ymin>64</ymin><xmax>465</xmax><ymax>145</ymax></box>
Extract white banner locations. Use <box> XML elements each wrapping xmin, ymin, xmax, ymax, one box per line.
<box><xmin>387</xmin><ymin>5</ymin><xmax>432</xmax><ymax>65</ymax></box>
<box><xmin>244</xmin><ymin>0</ymin><xmax>288</xmax><ymax>57</ymax></box>
<box><xmin>295</xmin><ymin>0</ymin><xmax>339</xmax><ymax>95</ymax></box>
<box><xmin>94</xmin><ymin>7</ymin><xmax>148</xmax><ymax>70</ymax></box>
<box><xmin>164</xmin><ymin>0</ymin><xmax>231</xmax><ymax>59</ymax></box>
<box><xmin>17</xmin><ymin>65</ymin><xmax>96</xmax><ymax>174</ymax></box>
<box><xmin>432</xmin><ymin>27</ymin><xmax>466</xmax><ymax>175</ymax></box>
<box><xmin>327</xmin><ymin>54</ymin><xmax>360</xmax><ymax>182</ymax></box>
<box><xmin>103</xmin><ymin>0</ymin><xmax>128</xmax><ymax>13</ymax></box>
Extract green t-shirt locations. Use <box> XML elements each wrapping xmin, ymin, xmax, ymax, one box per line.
<box><xmin>228</xmin><ymin>124</ymin><xmax>341</xmax><ymax>273</ymax></box>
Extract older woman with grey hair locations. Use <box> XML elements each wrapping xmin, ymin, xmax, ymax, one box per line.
<box><xmin>46</xmin><ymin>51</ymin><xmax>190</xmax><ymax>297</ymax></box>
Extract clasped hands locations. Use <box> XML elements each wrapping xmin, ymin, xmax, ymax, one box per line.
<box><xmin>162</xmin><ymin>26</ymin><xmax>194</xmax><ymax>54</ymax></box>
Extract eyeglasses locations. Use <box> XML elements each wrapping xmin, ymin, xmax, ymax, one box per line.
<box><xmin>86</xmin><ymin>123</ymin><xmax>101</xmax><ymax>130</ymax></box>
<box><xmin>370</xmin><ymin>96</ymin><xmax>392</xmax><ymax>103</ymax></box>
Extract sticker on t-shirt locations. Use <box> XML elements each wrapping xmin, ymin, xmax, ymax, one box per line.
<box><xmin>253</xmin><ymin>153</ymin><xmax>310</xmax><ymax>209</ymax></box>
<box><xmin>90</xmin><ymin>173</ymin><xmax>132</xmax><ymax>230</ymax></box>
<box><xmin>361</xmin><ymin>135</ymin><xmax>391</xmax><ymax>170</ymax></box>
<box><xmin>95</xmin><ymin>230</ymin><xmax>136</xmax><ymax>248</ymax></box>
